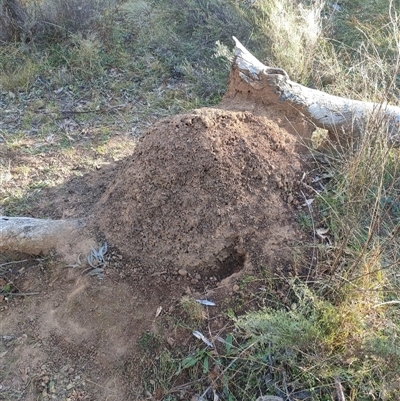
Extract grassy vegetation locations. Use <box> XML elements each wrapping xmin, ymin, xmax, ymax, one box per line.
<box><xmin>1</xmin><ymin>0</ymin><xmax>400</xmax><ymax>400</ymax></box>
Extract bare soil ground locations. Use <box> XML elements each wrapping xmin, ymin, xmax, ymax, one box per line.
<box><xmin>1</xmin><ymin>103</ymin><xmax>318</xmax><ymax>400</ymax></box>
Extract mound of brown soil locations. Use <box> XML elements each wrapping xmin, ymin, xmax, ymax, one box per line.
<box><xmin>95</xmin><ymin>108</ymin><xmax>308</xmax><ymax>279</ymax></box>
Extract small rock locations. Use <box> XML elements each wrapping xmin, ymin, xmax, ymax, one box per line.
<box><xmin>17</xmin><ymin>334</ymin><xmax>27</xmax><ymax>343</ymax></box>
<box><xmin>195</xmin><ymin>273</ymin><xmax>201</xmax><ymax>280</ymax></box>
<box><xmin>185</xmin><ymin>286</ymin><xmax>191</xmax><ymax>295</ymax></box>
<box><xmin>178</xmin><ymin>269</ymin><xmax>188</xmax><ymax>277</ymax></box>
<box><xmin>61</xmin><ymin>365</ymin><xmax>69</xmax><ymax>373</ymax></box>
<box><xmin>66</xmin><ymin>383</ymin><xmax>74</xmax><ymax>390</ymax></box>
<box><xmin>233</xmin><ymin>284</ymin><xmax>240</xmax><ymax>292</ymax></box>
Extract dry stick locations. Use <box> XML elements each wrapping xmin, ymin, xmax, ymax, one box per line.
<box><xmin>4</xmin><ymin>292</ymin><xmax>40</xmax><ymax>296</ymax></box>
<box><xmin>326</xmin><ymin>227</ymin><xmax>351</xmax><ymax>285</ymax></box>
<box><xmin>84</xmin><ymin>378</ymin><xmax>118</xmax><ymax>393</ymax></box>
<box><xmin>0</xmin><ymin>259</ymin><xmax>28</xmax><ymax>267</ymax></box>
<box><xmin>167</xmin><ymin>379</ymin><xmax>206</xmax><ymax>395</ymax></box>
<box><xmin>334</xmin><ymin>377</ymin><xmax>346</xmax><ymax>401</ymax></box>
<box><xmin>281</xmin><ymin>370</ymin><xmax>291</xmax><ymax>400</ymax></box>
<box><xmin>300</xmin><ymin>190</ymin><xmax>317</xmax><ymax>280</ymax></box>
<box><xmin>373</xmin><ymin>300</ymin><xmax>400</xmax><ymax>308</ymax></box>
<box><xmin>60</xmin><ymin>104</ymin><xmax>129</xmax><ymax>116</ymax></box>
<box><xmin>5</xmin><ymin>257</ymin><xmax>47</xmax><ymax>265</ymax></box>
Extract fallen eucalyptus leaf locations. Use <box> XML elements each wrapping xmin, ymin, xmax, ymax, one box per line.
<box><xmin>86</xmin><ymin>268</ymin><xmax>104</xmax><ymax>276</ymax></box>
<box><xmin>195</xmin><ymin>299</ymin><xmax>216</xmax><ymax>306</ymax></box>
<box><xmin>193</xmin><ymin>331</ymin><xmax>214</xmax><ymax>348</ymax></box>
<box><xmin>255</xmin><ymin>396</ymin><xmax>284</xmax><ymax>401</ymax></box>
<box><xmin>316</xmin><ymin>227</ymin><xmax>329</xmax><ymax>239</ymax></box>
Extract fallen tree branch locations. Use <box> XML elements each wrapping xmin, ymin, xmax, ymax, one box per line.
<box><xmin>229</xmin><ymin>36</ymin><xmax>400</xmax><ymax>145</ymax></box>
<box><xmin>0</xmin><ymin>216</ymin><xmax>94</xmax><ymax>260</ymax></box>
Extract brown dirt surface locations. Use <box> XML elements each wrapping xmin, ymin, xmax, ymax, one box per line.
<box><xmin>1</xmin><ymin>106</ymin><xmax>318</xmax><ymax>400</ymax></box>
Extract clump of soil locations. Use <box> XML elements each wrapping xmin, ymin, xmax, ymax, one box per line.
<box><xmin>95</xmin><ymin>108</ymin><xmax>309</xmax><ymax>279</ymax></box>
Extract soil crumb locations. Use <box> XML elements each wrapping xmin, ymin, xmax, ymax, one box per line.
<box><xmin>95</xmin><ymin>108</ymin><xmax>309</xmax><ymax>278</ymax></box>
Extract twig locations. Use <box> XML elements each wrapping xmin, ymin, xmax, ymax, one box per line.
<box><xmin>4</xmin><ymin>292</ymin><xmax>40</xmax><ymax>297</ymax></box>
<box><xmin>300</xmin><ymin>190</ymin><xmax>317</xmax><ymax>280</ymax></box>
<box><xmin>165</xmin><ymin>379</ymin><xmax>204</xmax><ymax>395</ymax></box>
<box><xmin>84</xmin><ymin>378</ymin><xmax>118</xmax><ymax>393</ymax></box>
<box><xmin>0</xmin><ymin>259</ymin><xmax>28</xmax><ymax>267</ymax></box>
<box><xmin>373</xmin><ymin>300</ymin><xmax>400</xmax><ymax>308</ymax></box>
<box><xmin>281</xmin><ymin>370</ymin><xmax>291</xmax><ymax>400</ymax></box>
<box><xmin>335</xmin><ymin>377</ymin><xmax>346</xmax><ymax>401</ymax></box>
<box><xmin>59</xmin><ymin>104</ymin><xmax>128</xmax><ymax>116</ymax></box>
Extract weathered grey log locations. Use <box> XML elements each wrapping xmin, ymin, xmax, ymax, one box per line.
<box><xmin>0</xmin><ymin>216</ymin><xmax>93</xmax><ymax>260</ymax></box>
<box><xmin>230</xmin><ymin>36</ymin><xmax>400</xmax><ymax>145</ymax></box>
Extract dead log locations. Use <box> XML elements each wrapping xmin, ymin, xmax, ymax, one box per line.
<box><xmin>228</xmin><ymin>37</ymin><xmax>400</xmax><ymax>146</ymax></box>
<box><xmin>0</xmin><ymin>216</ymin><xmax>95</xmax><ymax>262</ymax></box>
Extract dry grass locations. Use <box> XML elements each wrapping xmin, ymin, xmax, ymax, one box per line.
<box><xmin>240</xmin><ymin>0</ymin><xmax>326</xmax><ymax>84</ymax></box>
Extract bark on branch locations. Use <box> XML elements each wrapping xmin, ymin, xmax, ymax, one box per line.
<box><xmin>229</xmin><ymin>36</ymin><xmax>400</xmax><ymax>145</ymax></box>
<box><xmin>0</xmin><ymin>216</ymin><xmax>94</xmax><ymax>261</ymax></box>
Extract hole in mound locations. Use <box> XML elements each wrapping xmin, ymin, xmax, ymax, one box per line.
<box><xmin>213</xmin><ymin>243</ymin><xmax>247</xmax><ymax>281</ymax></box>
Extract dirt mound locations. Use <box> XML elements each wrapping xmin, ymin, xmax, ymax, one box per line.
<box><xmin>95</xmin><ymin>108</ymin><xmax>308</xmax><ymax>279</ymax></box>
